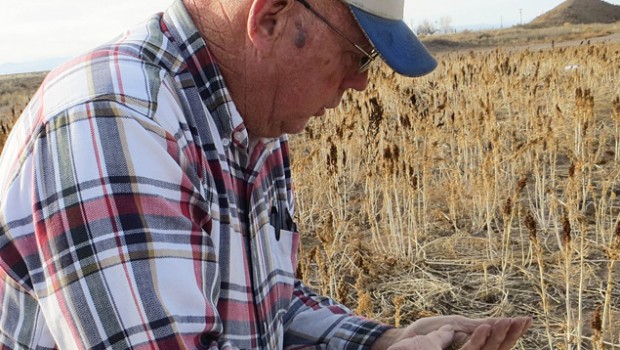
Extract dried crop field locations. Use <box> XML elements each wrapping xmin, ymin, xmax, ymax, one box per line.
<box><xmin>290</xmin><ymin>41</ymin><xmax>620</xmax><ymax>349</ymax></box>
<box><xmin>0</xmin><ymin>73</ymin><xmax>45</xmax><ymax>154</ymax></box>
<box><xmin>1</xmin><ymin>38</ymin><xmax>619</xmax><ymax>349</ymax></box>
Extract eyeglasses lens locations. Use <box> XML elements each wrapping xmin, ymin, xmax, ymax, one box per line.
<box><xmin>359</xmin><ymin>50</ymin><xmax>378</xmax><ymax>73</ymax></box>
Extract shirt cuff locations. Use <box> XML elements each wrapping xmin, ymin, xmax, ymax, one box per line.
<box><xmin>327</xmin><ymin>316</ymin><xmax>395</xmax><ymax>350</ymax></box>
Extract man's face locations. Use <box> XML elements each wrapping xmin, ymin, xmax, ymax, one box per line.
<box><xmin>247</xmin><ymin>0</ymin><xmax>373</xmax><ymax>138</ymax></box>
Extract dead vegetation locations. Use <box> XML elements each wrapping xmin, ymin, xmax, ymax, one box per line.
<box><xmin>291</xmin><ymin>40</ymin><xmax>620</xmax><ymax>349</ymax></box>
<box><xmin>0</xmin><ymin>73</ymin><xmax>45</xmax><ymax>154</ymax></box>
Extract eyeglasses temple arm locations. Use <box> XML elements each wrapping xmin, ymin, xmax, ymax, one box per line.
<box><xmin>294</xmin><ymin>0</ymin><xmax>374</xmax><ymax>57</ymax></box>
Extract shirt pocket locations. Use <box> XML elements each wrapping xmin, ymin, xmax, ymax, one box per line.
<box><xmin>251</xmin><ymin>216</ymin><xmax>300</xmax><ymax>335</ymax></box>
<box><xmin>265</xmin><ymin>224</ymin><xmax>300</xmax><ymax>283</ymax></box>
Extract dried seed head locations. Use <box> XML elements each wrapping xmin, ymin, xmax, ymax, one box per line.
<box><xmin>383</xmin><ymin>146</ymin><xmax>392</xmax><ymax>161</ymax></box>
<box><xmin>383</xmin><ymin>147</ymin><xmax>393</xmax><ymax>174</ymax></box>
<box><xmin>612</xmin><ymin>95</ymin><xmax>620</xmax><ymax>122</ymax></box>
<box><xmin>525</xmin><ymin>211</ymin><xmax>538</xmax><ymax>242</ymax></box>
<box><xmin>591</xmin><ymin>304</ymin><xmax>602</xmax><ymax>334</ymax></box>
<box><xmin>612</xmin><ymin>221</ymin><xmax>620</xmax><ymax>253</ymax></box>
<box><xmin>356</xmin><ymin>291</ymin><xmax>373</xmax><ymax>317</ymax></box>
<box><xmin>562</xmin><ymin>215</ymin><xmax>572</xmax><ymax>248</ymax></box>
<box><xmin>591</xmin><ymin>304</ymin><xmax>603</xmax><ymax>349</ymax></box>
<box><xmin>503</xmin><ymin>198</ymin><xmax>512</xmax><ymax>217</ymax></box>
<box><xmin>408</xmin><ymin>166</ymin><xmax>419</xmax><ymax>190</ymax></box>
<box><xmin>326</xmin><ymin>142</ymin><xmax>338</xmax><ymax>175</ymax></box>
<box><xmin>605</xmin><ymin>221</ymin><xmax>620</xmax><ymax>260</ymax></box>
<box><xmin>367</xmin><ymin>97</ymin><xmax>384</xmax><ymax>140</ymax></box>
<box><xmin>393</xmin><ymin>295</ymin><xmax>405</xmax><ymax>328</ymax></box>
<box><xmin>336</xmin><ymin>278</ymin><xmax>349</xmax><ymax>305</ymax></box>
<box><xmin>296</xmin><ymin>257</ymin><xmax>305</xmax><ymax>281</ymax></box>
<box><xmin>392</xmin><ymin>145</ymin><xmax>400</xmax><ymax>164</ymax></box>
<box><xmin>582</xmin><ymin>120</ymin><xmax>589</xmax><ymax>137</ymax></box>
<box><xmin>517</xmin><ymin>176</ymin><xmax>528</xmax><ymax>193</ymax></box>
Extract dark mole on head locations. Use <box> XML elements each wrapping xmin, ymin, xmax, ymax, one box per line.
<box><xmin>294</xmin><ymin>20</ymin><xmax>307</xmax><ymax>48</ymax></box>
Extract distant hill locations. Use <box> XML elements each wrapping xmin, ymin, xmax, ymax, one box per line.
<box><xmin>529</xmin><ymin>0</ymin><xmax>620</xmax><ymax>27</ymax></box>
<box><xmin>0</xmin><ymin>57</ymin><xmax>68</xmax><ymax>76</ymax></box>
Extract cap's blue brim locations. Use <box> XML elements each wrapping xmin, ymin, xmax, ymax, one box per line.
<box><xmin>349</xmin><ymin>6</ymin><xmax>437</xmax><ymax>77</ymax></box>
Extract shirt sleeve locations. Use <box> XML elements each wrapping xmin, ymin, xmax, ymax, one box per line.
<box><xmin>283</xmin><ymin>280</ymin><xmax>393</xmax><ymax>349</ymax></box>
<box><xmin>30</xmin><ymin>99</ymin><xmax>219</xmax><ymax>349</ymax></box>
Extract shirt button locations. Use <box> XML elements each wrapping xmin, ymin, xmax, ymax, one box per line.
<box><xmin>233</xmin><ymin>132</ymin><xmax>245</xmax><ymax>143</ymax></box>
<box><xmin>222</xmin><ymin>138</ymin><xmax>230</xmax><ymax>147</ymax></box>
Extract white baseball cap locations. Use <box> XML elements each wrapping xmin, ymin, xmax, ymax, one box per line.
<box><xmin>343</xmin><ymin>0</ymin><xmax>437</xmax><ymax>77</ymax></box>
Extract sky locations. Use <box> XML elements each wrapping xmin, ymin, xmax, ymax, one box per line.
<box><xmin>1</xmin><ymin>0</ymin><xmax>620</xmax><ymax>69</ymax></box>
<box><xmin>405</xmin><ymin>0</ymin><xmax>620</xmax><ymax>29</ymax></box>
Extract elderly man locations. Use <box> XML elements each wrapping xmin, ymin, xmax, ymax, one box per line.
<box><xmin>0</xmin><ymin>0</ymin><xmax>531</xmax><ymax>349</ymax></box>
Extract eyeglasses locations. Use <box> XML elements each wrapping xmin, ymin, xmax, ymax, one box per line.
<box><xmin>295</xmin><ymin>0</ymin><xmax>378</xmax><ymax>73</ymax></box>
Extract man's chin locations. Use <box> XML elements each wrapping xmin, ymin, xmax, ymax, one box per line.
<box><xmin>283</xmin><ymin>117</ymin><xmax>314</xmax><ymax>136</ymax></box>
<box><xmin>314</xmin><ymin>107</ymin><xmax>326</xmax><ymax>117</ymax></box>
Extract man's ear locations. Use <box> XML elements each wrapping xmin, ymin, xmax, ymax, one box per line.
<box><xmin>247</xmin><ymin>0</ymin><xmax>295</xmax><ymax>51</ymax></box>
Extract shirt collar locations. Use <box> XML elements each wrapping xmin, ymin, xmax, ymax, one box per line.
<box><xmin>162</xmin><ymin>0</ymin><xmax>249</xmax><ymax>149</ymax></box>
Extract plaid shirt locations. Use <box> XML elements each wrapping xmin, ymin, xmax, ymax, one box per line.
<box><xmin>0</xmin><ymin>1</ymin><xmax>390</xmax><ymax>349</ymax></box>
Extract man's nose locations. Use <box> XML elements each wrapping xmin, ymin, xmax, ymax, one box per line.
<box><xmin>339</xmin><ymin>70</ymin><xmax>369</xmax><ymax>92</ymax></box>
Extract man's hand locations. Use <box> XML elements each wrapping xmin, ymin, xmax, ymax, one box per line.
<box><xmin>371</xmin><ymin>315</ymin><xmax>532</xmax><ymax>350</ymax></box>
<box><xmin>384</xmin><ymin>325</ymin><xmax>456</xmax><ymax>350</ymax></box>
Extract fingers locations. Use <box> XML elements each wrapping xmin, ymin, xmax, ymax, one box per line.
<box><xmin>480</xmin><ymin>319</ymin><xmax>511</xmax><ymax>350</ymax></box>
<box><xmin>459</xmin><ymin>324</ymin><xmax>491</xmax><ymax>350</ymax></box>
<box><xmin>429</xmin><ymin>325</ymin><xmax>457</xmax><ymax>349</ymax></box>
<box><xmin>405</xmin><ymin>315</ymin><xmax>533</xmax><ymax>350</ymax></box>
<box><xmin>495</xmin><ymin>317</ymin><xmax>532</xmax><ymax>350</ymax></box>
<box><xmin>459</xmin><ymin>317</ymin><xmax>532</xmax><ymax>350</ymax></box>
